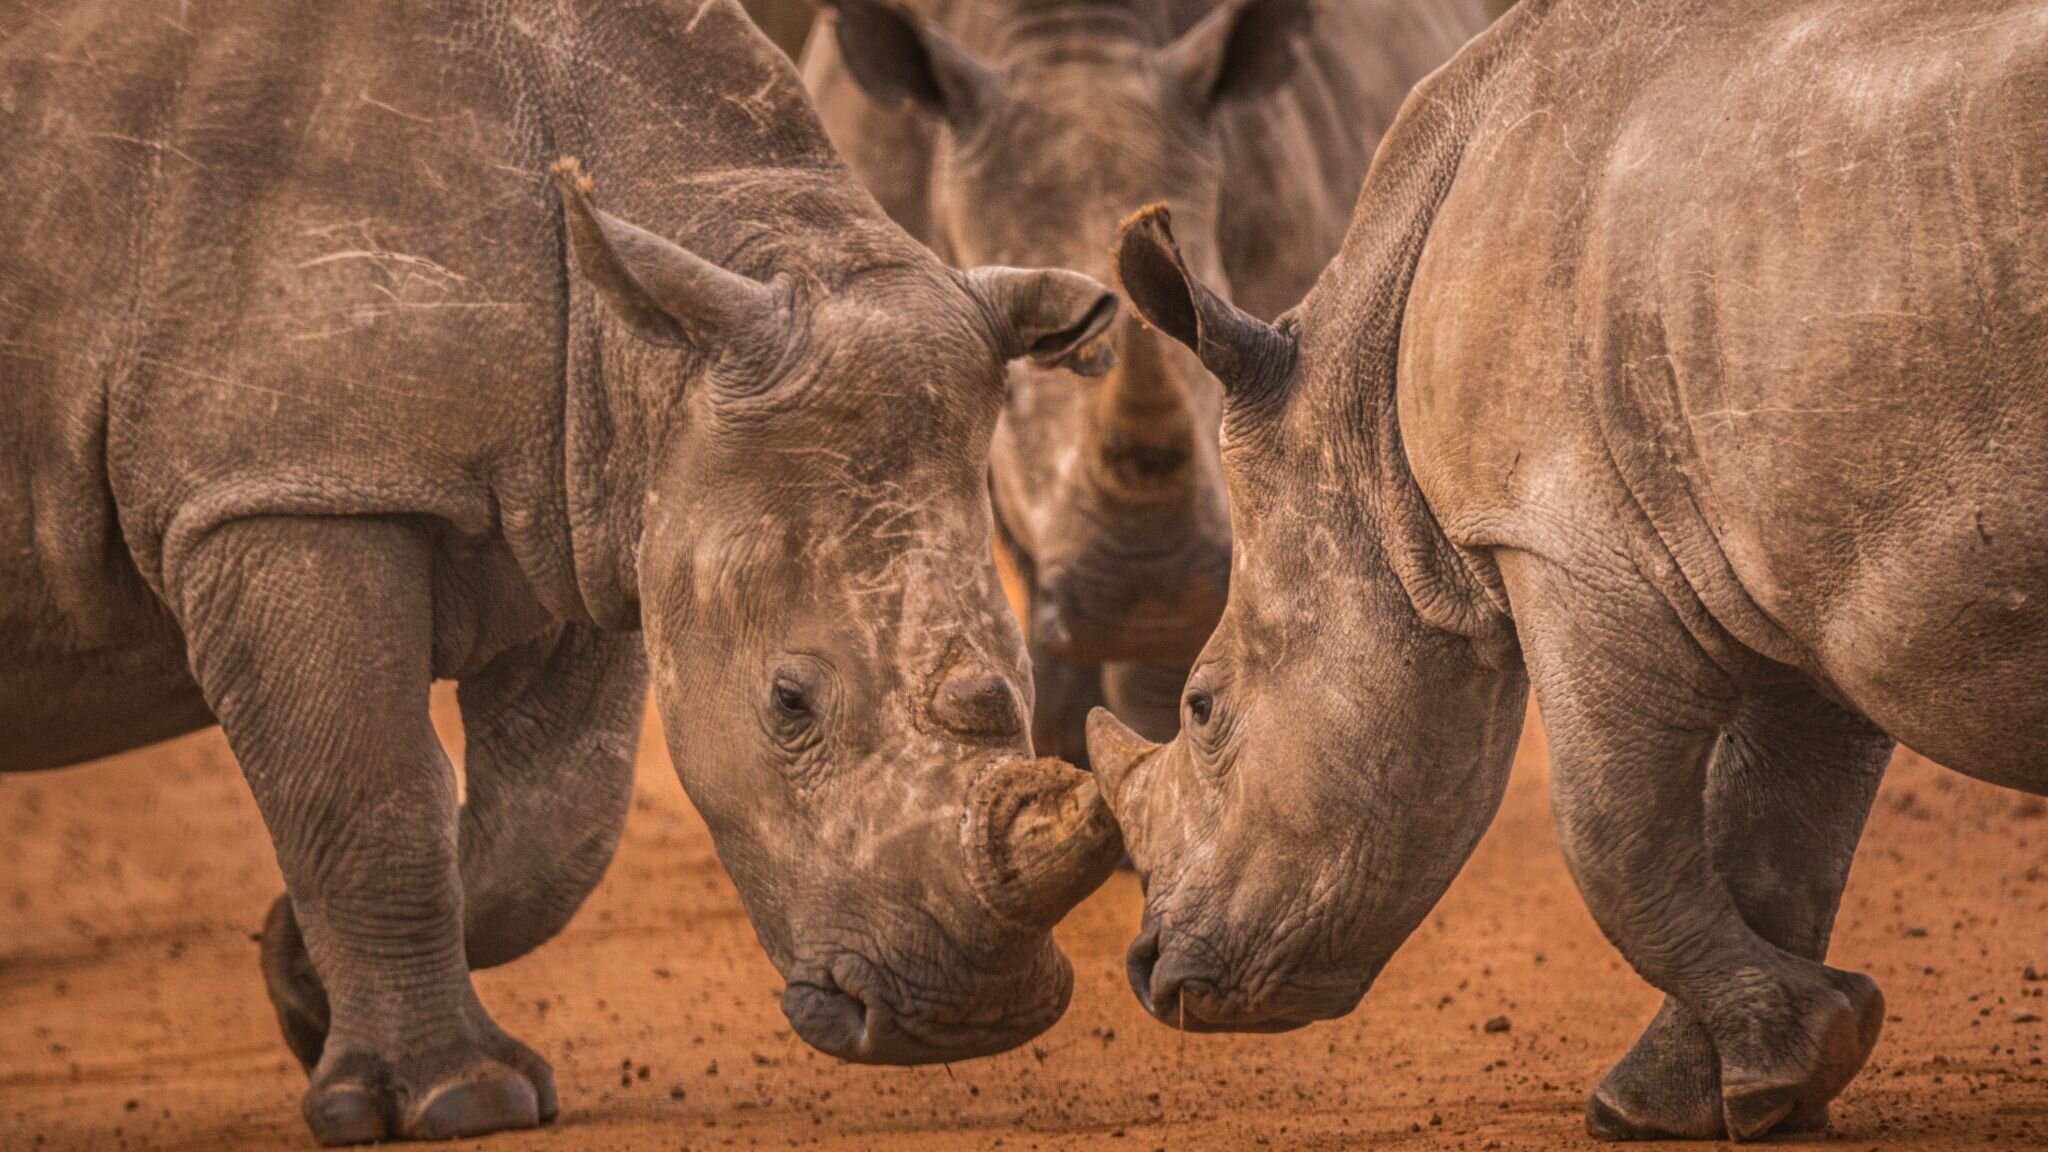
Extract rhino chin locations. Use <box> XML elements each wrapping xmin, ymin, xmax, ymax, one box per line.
<box><xmin>779</xmin><ymin>950</ymin><xmax>1074</xmax><ymax>1065</ymax></box>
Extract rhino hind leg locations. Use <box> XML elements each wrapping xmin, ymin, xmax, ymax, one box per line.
<box><xmin>453</xmin><ymin>623</ymin><xmax>646</xmax><ymax>969</ymax></box>
<box><xmin>1501</xmin><ymin>552</ymin><xmax>1886</xmax><ymax>1144</ymax></box>
<box><xmin>1588</xmin><ymin>685</ymin><xmax>1892</xmax><ymax>1140</ymax></box>
<box><xmin>175</xmin><ymin>517</ymin><xmax>552</xmax><ymax>1145</ymax></box>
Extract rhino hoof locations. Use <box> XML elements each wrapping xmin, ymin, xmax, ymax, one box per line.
<box><xmin>1719</xmin><ymin>969</ymin><xmax>1883</xmax><ymax>1142</ymax></box>
<box><xmin>304</xmin><ymin>1038</ymin><xmax>556</xmax><ymax>1145</ymax></box>
<box><xmin>1585</xmin><ymin>997</ymin><xmax>1725</xmax><ymax>1141</ymax></box>
<box><xmin>1585</xmin><ymin>1090</ymin><xmax>1719</xmax><ymax>1141</ymax></box>
<box><xmin>1720</xmin><ymin>1082</ymin><xmax>1801</xmax><ymax>1142</ymax></box>
<box><xmin>404</xmin><ymin>1060</ymin><xmax>543</xmax><ymax>1141</ymax></box>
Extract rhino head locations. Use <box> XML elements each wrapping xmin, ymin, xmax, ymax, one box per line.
<box><xmin>555</xmin><ymin>161</ymin><xmax>1124</xmax><ymax>1063</ymax></box>
<box><xmin>1084</xmin><ymin>206</ymin><xmax>1528</xmax><ymax>1032</ymax></box>
<box><xmin>820</xmin><ymin>0</ymin><xmax>1316</xmax><ymax>665</ymax></box>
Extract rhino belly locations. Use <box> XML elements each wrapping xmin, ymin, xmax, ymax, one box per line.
<box><xmin>0</xmin><ymin>634</ymin><xmax>213</xmax><ymax>774</ymax></box>
<box><xmin>0</xmin><ymin>466</ymin><xmax>213</xmax><ymax>773</ymax></box>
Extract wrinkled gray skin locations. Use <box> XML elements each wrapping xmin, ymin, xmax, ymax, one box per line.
<box><xmin>0</xmin><ymin>0</ymin><xmax>1126</xmax><ymax>1143</ymax></box>
<box><xmin>1093</xmin><ymin>0</ymin><xmax>2048</xmax><ymax>1142</ymax></box>
<box><xmin>801</xmin><ymin>0</ymin><xmax>1485</xmax><ymax>758</ymax></box>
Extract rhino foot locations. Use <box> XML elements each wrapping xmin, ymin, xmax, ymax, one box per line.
<box><xmin>1586</xmin><ymin>987</ymin><xmax>1861</xmax><ymax>1142</ymax></box>
<box><xmin>1585</xmin><ymin>996</ymin><xmax>1724</xmax><ymax>1140</ymax></box>
<box><xmin>304</xmin><ymin>1028</ymin><xmax>557</xmax><ymax>1146</ymax></box>
<box><xmin>1718</xmin><ymin>969</ymin><xmax>1884</xmax><ymax>1142</ymax></box>
<box><xmin>265</xmin><ymin>896</ymin><xmax>556</xmax><ymax>1145</ymax></box>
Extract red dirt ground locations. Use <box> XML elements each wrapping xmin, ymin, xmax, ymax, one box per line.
<box><xmin>5</xmin><ymin>694</ymin><xmax>2045</xmax><ymax>1151</ymax></box>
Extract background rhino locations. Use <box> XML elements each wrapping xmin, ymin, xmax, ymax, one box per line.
<box><xmin>799</xmin><ymin>0</ymin><xmax>1488</xmax><ymax>761</ymax></box>
<box><xmin>1095</xmin><ymin>0</ymin><xmax>2048</xmax><ymax>1141</ymax></box>
<box><xmin>740</xmin><ymin>0</ymin><xmax>817</xmax><ymax>57</ymax></box>
<box><xmin>0</xmin><ymin>0</ymin><xmax>1126</xmax><ymax>1142</ymax></box>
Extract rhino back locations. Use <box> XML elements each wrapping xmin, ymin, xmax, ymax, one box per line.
<box><xmin>0</xmin><ymin>0</ymin><xmax>876</xmax><ymax>760</ymax></box>
<box><xmin>3</xmin><ymin>0</ymin><xmax>858</xmax><ymax>573</ymax></box>
<box><xmin>1403</xmin><ymin>0</ymin><xmax>2048</xmax><ymax>767</ymax></box>
<box><xmin>1214</xmin><ymin>0</ymin><xmax>1487</xmax><ymax>320</ymax></box>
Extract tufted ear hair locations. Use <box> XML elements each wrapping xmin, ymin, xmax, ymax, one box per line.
<box><xmin>960</xmin><ymin>266</ymin><xmax>1121</xmax><ymax>376</ymax></box>
<box><xmin>1160</xmin><ymin>0</ymin><xmax>1314</xmax><ymax>112</ymax></box>
<box><xmin>1115</xmin><ymin>204</ymin><xmax>1294</xmax><ymax>402</ymax></box>
<box><xmin>822</xmin><ymin>0</ymin><xmax>999</xmax><ymax>127</ymax></box>
<box><xmin>552</xmin><ymin>157</ymin><xmax>788</xmax><ymax>355</ymax></box>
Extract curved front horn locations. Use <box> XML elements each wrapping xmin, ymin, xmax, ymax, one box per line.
<box><xmin>964</xmin><ymin>757</ymin><xmax>1124</xmax><ymax>931</ymax></box>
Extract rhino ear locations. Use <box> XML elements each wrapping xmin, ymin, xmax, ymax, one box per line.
<box><xmin>551</xmin><ymin>158</ymin><xmax>783</xmax><ymax>353</ymax></box>
<box><xmin>961</xmin><ymin>267</ymin><xmax>1122</xmax><ymax>377</ymax></box>
<box><xmin>1161</xmin><ymin>0</ymin><xmax>1313</xmax><ymax>111</ymax></box>
<box><xmin>1116</xmin><ymin>204</ymin><xmax>1294</xmax><ymax>401</ymax></box>
<box><xmin>823</xmin><ymin>0</ymin><xmax>998</xmax><ymax>127</ymax></box>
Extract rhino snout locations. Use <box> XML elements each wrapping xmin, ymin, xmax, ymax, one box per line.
<box><xmin>1125</xmin><ymin>920</ymin><xmax>1376</xmax><ymax>1034</ymax></box>
<box><xmin>779</xmin><ymin>945</ymin><xmax>1076</xmax><ymax>1065</ymax></box>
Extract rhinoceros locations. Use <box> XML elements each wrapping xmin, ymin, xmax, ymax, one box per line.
<box><xmin>799</xmin><ymin>0</ymin><xmax>1488</xmax><ymax>759</ymax></box>
<box><xmin>740</xmin><ymin>0</ymin><xmax>817</xmax><ymax>58</ymax></box>
<box><xmin>1090</xmin><ymin>0</ymin><xmax>2048</xmax><ymax>1141</ymax></box>
<box><xmin>0</xmin><ymin>0</ymin><xmax>1128</xmax><ymax>1142</ymax></box>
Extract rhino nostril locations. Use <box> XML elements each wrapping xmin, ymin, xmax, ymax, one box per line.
<box><xmin>780</xmin><ymin>980</ymin><xmax>869</xmax><ymax>1059</ymax></box>
<box><xmin>1125</xmin><ymin>928</ymin><xmax>1163</xmax><ymax>1015</ymax></box>
<box><xmin>931</xmin><ymin>666</ymin><xmax>1024</xmax><ymax>739</ymax></box>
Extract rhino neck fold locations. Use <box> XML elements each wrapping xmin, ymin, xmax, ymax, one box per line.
<box><xmin>1296</xmin><ymin>0</ymin><xmax>1559</xmax><ymax>648</ymax></box>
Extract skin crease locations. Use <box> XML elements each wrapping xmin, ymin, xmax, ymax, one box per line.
<box><xmin>1094</xmin><ymin>0</ymin><xmax>2048</xmax><ymax>1143</ymax></box>
<box><xmin>0</xmin><ymin>0</ymin><xmax>1125</xmax><ymax>1143</ymax></box>
<box><xmin>800</xmin><ymin>0</ymin><xmax>1486</xmax><ymax>759</ymax></box>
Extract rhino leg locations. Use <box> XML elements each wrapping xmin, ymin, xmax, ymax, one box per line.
<box><xmin>175</xmin><ymin>518</ymin><xmax>551</xmax><ymax>1146</ymax></box>
<box><xmin>1587</xmin><ymin>684</ymin><xmax>1891</xmax><ymax>1140</ymax></box>
<box><xmin>1503</xmin><ymin>553</ymin><xmax>1884</xmax><ymax>1143</ymax></box>
<box><xmin>263</xmin><ymin>623</ymin><xmax>645</xmax><ymax>1073</ymax></box>
<box><xmin>1101</xmin><ymin>661</ymin><xmax>1189</xmax><ymax>743</ymax></box>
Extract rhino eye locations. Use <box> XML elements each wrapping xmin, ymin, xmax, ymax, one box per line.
<box><xmin>772</xmin><ymin>679</ymin><xmax>812</xmax><ymax>719</ymax></box>
<box><xmin>1184</xmin><ymin>688</ymin><xmax>1213</xmax><ymax>728</ymax></box>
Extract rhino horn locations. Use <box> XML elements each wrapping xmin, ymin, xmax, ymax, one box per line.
<box><xmin>1083</xmin><ymin>706</ymin><xmax>1160</xmax><ymax>820</ymax></box>
<box><xmin>963</xmin><ymin>756</ymin><xmax>1124</xmax><ymax>931</ymax></box>
<box><xmin>1092</xmin><ymin>318</ymin><xmax>1196</xmax><ymax>491</ymax></box>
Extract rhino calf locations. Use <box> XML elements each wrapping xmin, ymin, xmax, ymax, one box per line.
<box><xmin>2</xmin><ymin>0</ymin><xmax>1127</xmax><ymax>1143</ymax></box>
<box><xmin>801</xmin><ymin>0</ymin><xmax>1486</xmax><ymax>760</ymax></box>
<box><xmin>1094</xmin><ymin>0</ymin><xmax>2048</xmax><ymax>1141</ymax></box>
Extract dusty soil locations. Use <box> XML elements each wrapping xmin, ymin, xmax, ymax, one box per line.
<box><xmin>5</xmin><ymin>695</ymin><xmax>2045</xmax><ymax>1151</ymax></box>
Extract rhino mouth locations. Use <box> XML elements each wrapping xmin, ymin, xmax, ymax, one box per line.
<box><xmin>779</xmin><ymin>948</ymin><xmax>1073</xmax><ymax>1065</ymax></box>
<box><xmin>1125</xmin><ymin>924</ymin><xmax>1380</xmax><ymax>1033</ymax></box>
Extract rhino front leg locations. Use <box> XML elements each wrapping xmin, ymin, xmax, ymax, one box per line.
<box><xmin>263</xmin><ymin>624</ymin><xmax>646</xmax><ymax>1072</ymax></box>
<box><xmin>175</xmin><ymin>517</ymin><xmax>550</xmax><ymax>1146</ymax></box>
<box><xmin>1502</xmin><ymin>554</ymin><xmax>1883</xmax><ymax>1143</ymax></box>
<box><xmin>1587</xmin><ymin>684</ymin><xmax>1892</xmax><ymax>1140</ymax></box>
